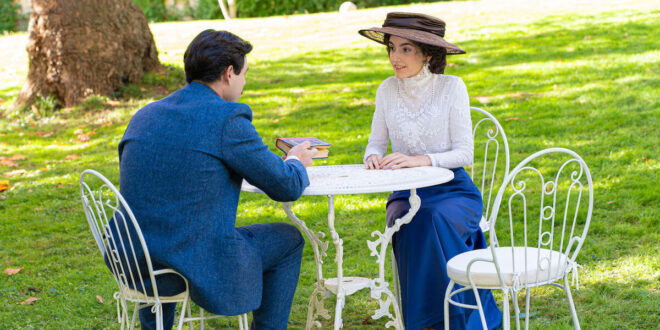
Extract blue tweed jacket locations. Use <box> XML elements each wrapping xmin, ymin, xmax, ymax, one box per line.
<box><xmin>117</xmin><ymin>82</ymin><xmax>309</xmax><ymax>315</ymax></box>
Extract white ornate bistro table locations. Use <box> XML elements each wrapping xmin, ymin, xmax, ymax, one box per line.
<box><xmin>241</xmin><ymin>164</ymin><xmax>453</xmax><ymax>329</ymax></box>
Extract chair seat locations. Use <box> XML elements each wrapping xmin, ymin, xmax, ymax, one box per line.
<box><xmin>121</xmin><ymin>286</ymin><xmax>188</xmax><ymax>303</ymax></box>
<box><xmin>447</xmin><ymin>247</ymin><xmax>569</xmax><ymax>288</ymax></box>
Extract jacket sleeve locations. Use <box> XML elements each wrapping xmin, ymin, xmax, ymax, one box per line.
<box><xmin>220</xmin><ymin>104</ymin><xmax>309</xmax><ymax>201</ymax></box>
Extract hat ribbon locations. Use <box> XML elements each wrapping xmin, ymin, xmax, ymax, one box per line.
<box><xmin>383</xmin><ymin>17</ymin><xmax>446</xmax><ymax>38</ymax></box>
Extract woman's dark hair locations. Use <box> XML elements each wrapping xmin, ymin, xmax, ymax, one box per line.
<box><xmin>184</xmin><ymin>30</ymin><xmax>253</xmax><ymax>83</ymax></box>
<box><xmin>384</xmin><ymin>34</ymin><xmax>447</xmax><ymax>74</ymax></box>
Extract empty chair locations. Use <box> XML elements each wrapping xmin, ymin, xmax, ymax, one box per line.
<box><xmin>444</xmin><ymin>148</ymin><xmax>593</xmax><ymax>329</ymax></box>
<box><xmin>80</xmin><ymin>169</ymin><xmax>248</xmax><ymax>330</ymax></box>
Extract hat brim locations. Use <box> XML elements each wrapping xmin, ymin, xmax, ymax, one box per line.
<box><xmin>359</xmin><ymin>27</ymin><xmax>465</xmax><ymax>55</ymax></box>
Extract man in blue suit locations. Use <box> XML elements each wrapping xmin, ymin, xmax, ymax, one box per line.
<box><xmin>118</xmin><ymin>30</ymin><xmax>317</xmax><ymax>329</ymax></box>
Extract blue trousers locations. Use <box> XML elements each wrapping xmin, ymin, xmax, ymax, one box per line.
<box><xmin>139</xmin><ymin>222</ymin><xmax>304</xmax><ymax>329</ymax></box>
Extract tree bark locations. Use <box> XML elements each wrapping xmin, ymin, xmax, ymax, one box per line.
<box><xmin>14</xmin><ymin>0</ymin><xmax>162</xmax><ymax>109</ymax></box>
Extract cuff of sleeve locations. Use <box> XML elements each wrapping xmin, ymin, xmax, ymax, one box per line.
<box><xmin>426</xmin><ymin>154</ymin><xmax>438</xmax><ymax>167</ymax></box>
<box><xmin>285</xmin><ymin>156</ymin><xmax>300</xmax><ymax>163</ymax></box>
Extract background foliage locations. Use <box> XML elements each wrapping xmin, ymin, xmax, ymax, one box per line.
<box><xmin>236</xmin><ymin>0</ymin><xmax>436</xmax><ymax>17</ymax></box>
<box><xmin>132</xmin><ymin>0</ymin><xmax>439</xmax><ymax>21</ymax></box>
<box><xmin>0</xmin><ymin>0</ymin><xmax>21</xmax><ymax>33</ymax></box>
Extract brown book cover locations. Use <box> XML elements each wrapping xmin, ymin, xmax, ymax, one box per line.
<box><xmin>276</xmin><ymin>137</ymin><xmax>331</xmax><ymax>159</ymax></box>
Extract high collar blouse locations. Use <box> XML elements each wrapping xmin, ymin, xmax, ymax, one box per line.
<box><xmin>364</xmin><ymin>67</ymin><xmax>474</xmax><ymax>169</ymax></box>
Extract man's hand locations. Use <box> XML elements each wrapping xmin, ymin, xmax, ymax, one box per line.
<box><xmin>364</xmin><ymin>154</ymin><xmax>383</xmax><ymax>170</ymax></box>
<box><xmin>286</xmin><ymin>141</ymin><xmax>318</xmax><ymax>167</ymax></box>
<box><xmin>380</xmin><ymin>152</ymin><xmax>431</xmax><ymax>169</ymax></box>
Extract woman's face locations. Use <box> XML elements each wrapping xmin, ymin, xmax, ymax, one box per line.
<box><xmin>388</xmin><ymin>35</ymin><xmax>430</xmax><ymax>79</ymax></box>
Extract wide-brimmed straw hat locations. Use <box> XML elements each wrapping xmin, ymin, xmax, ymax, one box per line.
<box><xmin>359</xmin><ymin>12</ymin><xmax>465</xmax><ymax>55</ymax></box>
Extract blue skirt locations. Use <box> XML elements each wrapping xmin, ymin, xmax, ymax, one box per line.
<box><xmin>387</xmin><ymin>168</ymin><xmax>502</xmax><ymax>330</ymax></box>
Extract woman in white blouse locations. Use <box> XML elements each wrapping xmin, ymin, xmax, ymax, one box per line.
<box><xmin>359</xmin><ymin>13</ymin><xmax>502</xmax><ymax>330</ymax></box>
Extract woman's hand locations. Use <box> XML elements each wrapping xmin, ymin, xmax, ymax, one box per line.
<box><xmin>380</xmin><ymin>152</ymin><xmax>431</xmax><ymax>169</ymax></box>
<box><xmin>364</xmin><ymin>154</ymin><xmax>383</xmax><ymax>170</ymax></box>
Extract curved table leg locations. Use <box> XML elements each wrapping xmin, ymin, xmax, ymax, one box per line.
<box><xmin>366</xmin><ymin>188</ymin><xmax>421</xmax><ymax>329</ymax></box>
<box><xmin>282</xmin><ymin>202</ymin><xmax>331</xmax><ymax>329</ymax></box>
<box><xmin>326</xmin><ymin>195</ymin><xmax>346</xmax><ymax>330</ymax></box>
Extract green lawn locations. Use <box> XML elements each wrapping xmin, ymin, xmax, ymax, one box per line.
<box><xmin>1</xmin><ymin>0</ymin><xmax>659</xmax><ymax>328</ymax></box>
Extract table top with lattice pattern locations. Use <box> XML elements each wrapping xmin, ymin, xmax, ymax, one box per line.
<box><xmin>242</xmin><ymin>164</ymin><xmax>454</xmax><ymax>195</ymax></box>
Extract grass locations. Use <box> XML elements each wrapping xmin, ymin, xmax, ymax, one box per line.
<box><xmin>1</xmin><ymin>0</ymin><xmax>659</xmax><ymax>328</ymax></box>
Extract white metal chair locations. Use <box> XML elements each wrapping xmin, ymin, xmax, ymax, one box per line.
<box><xmin>80</xmin><ymin>169</ymin><xmax>249</xmax><ymax>330</ymax></box>
<box><xmin>444</xmin><ymin>148</ymin><xmax>593</xmax><ymax>329</ymax></box>
<box><xmin>469</xmin><ymin>107</ymin><xmax>511</xmax><ymax>233</ymax></box>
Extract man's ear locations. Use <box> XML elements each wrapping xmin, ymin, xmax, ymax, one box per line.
<box><xmin>221</xmin><ymin>65</ymin><xmax>235</xmax><ymax>83</ymax></box>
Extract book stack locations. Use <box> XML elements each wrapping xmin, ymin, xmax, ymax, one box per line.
<box><xmin>276</xmin><ymin>137</ymin><xmax>331</xmax><ymax>159</ymax></box>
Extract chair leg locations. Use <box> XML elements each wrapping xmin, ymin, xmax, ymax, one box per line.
<box><xmin>155</xmin><ymin>304</ymin><xmax>163</xmax><ymax>330</ymax></box>
<box><xmin>444</xmin><ymin>280</ymin><xmax>455</xmax><ymax>330</ymax></box>
<box><xmin>188</xmin><ymin>302</ymin><xmax>194</xmax><ymax>330</ymax></box>
<box><xmin>502</xmin><ymin>289</ymin><xmax>510</xmax><ymax>330</ymax></box>
<box><xmin>470</xmin><ymin>286</ymin><xmax>488</xmax><ymax>330</ymax></box>
<box><xmin>524</xmin><ymin>287</ymin><xmax>531</xmax><ymax>330</ymax></box>
<box><xmin>238</xmin><ymin>313</ymin><xmax>249</xmax><ymax>330</ymax></box>
<box><xmin>563</xmin><ymin>276</ymin><xmax>581</xmax><ymax>330</ymax></box>
<box><xmin>130</xmin><ymin>302</ymin><xmax>140</xmax><ymax>330</ymax></box>
<box><xmin>177</xmin><ymin>297</ymin><xmax>189</xmax><ymax>330</ymax></box>
<box><xmin>511</xmin><ymin>289</ymin><xmax>520</xmax><ymax>330</ymax></box>
<box><xmin>196</xmin><ymin>305</ymin><xmax>205</xmax><ymax>330</ymax></box>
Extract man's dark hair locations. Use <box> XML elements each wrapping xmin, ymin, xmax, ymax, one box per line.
<box><xmin>184</xmin><ymin>30</ymin><xmax>253</xmax><ymax>84</ymax></box>
<box><xmin>384</xmin><ymin>34</ymin><xmax>447</xmax><ymax>74</ymax></box>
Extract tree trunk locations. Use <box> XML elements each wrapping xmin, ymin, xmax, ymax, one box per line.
<box><xmin>14</xmin><ymin>0</ymin><xmax>162</xmax><ymax>109</ymax></box>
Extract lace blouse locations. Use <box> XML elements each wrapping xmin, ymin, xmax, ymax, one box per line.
<box><xmin>364</xmin><ymin>66</ymin><xmax>474</xmax><ymax>169</ymax></box>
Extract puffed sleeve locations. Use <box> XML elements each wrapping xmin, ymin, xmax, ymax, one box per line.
<box><xmin>363</xmin><ymin>82</ymin><xmax>390</xmax><ymax>163</ymax></box>
<box><xmin>220</xmin><ymin>104</ymin><xmax>309</xmax><ymax>201</ymax></box>
<box><xmin>426</xmin><ymin>77</ymin><xmax>474</xmax><ymax>168</ymax></box>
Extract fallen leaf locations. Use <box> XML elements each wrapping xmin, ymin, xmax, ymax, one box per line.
<box><xmin>361</xmin><ymin>316</ymin><xmax>372</xmax><ymax>325</ymax></box>
<box><xmin>0</xmin><ymin>180</ymin><xmax>9</xmax><ymax>192</ymax></box>
<box><xmin>10</xmin><ymin>155</ymin><xmax>27</xmax><ymax>161</ymax></box>
<box><xmin>4</xmin><ymin>268</ymin><xmax>23</xmax><ymax>275</ymax></box>
<box><xmin>64</xmin><ymin>154</ymin><xmax>80</xmax><ymax>160</ymax></box>
<box><xmin>4</xmin><ymin>169</ymin><xmax>27</xmax><ymax>177</ymax></box>
<box><xmin>73</xmin><ymin>129</ymin><xmax>84</xmax><ymax>135</ymax></box>
<box><xmin>31</xmin><ymin>105</ymin><xmax>41</xmax><ymax>119</ymax></box>
<box><xmin>505</xmin><ymin>117</ymin><xmax>519</xmax><ymax>122</ymax></box>
<box><xmin>76</xmin><ymin>133</ymin><xmax>91</xmax><ymax>142</ymax></box>
<box><xmin>18</xmin><ymin>297</ymin><xmax>40</xmax><ymax>305</ymax></box>
<box><xmin>105</xmin><ymin>99</ymin><xmax>121</xmax><ymax>106</ymax></box>
<box><xmin>0</xmin><ymin>157</ymin><xmax>20</xmax><ymax>167</ymax></box>
<box><xmin>642</xmin><ymin>157</ymin><xmax>650</xmax><ymax>162</ymax></box>
<box><xmin>96</xmin><ymin>295</ymin><xmax>104</xmax><ymax>304</ymax></box>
